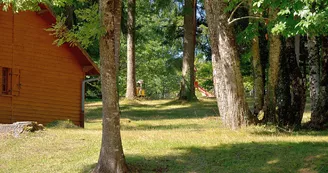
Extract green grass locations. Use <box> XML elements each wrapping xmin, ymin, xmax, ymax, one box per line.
<box><xmin>1</xmin><ymin>98</ymin><xmax>328</xmax><ymax>173</ymax></box>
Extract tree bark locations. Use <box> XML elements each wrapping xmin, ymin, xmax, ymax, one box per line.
<box><xmin>250</xmin><ymin>27</ymin><xmax>263</xmax><ymax>119</ymax></box>
<box><xmin>64</xmin><ymin>5</ymin><xmax>75</xmax><ymax>30</ymax></box>
<box><xmin>263</xmin><ymin>10</ymin><xmax>281</xmax><ymax>124</ymax></box>
<box><xmin>309</xmin><ymin>36</ymin><xmax>328</xmax><ymax>129</ymax></box>
<box><xmin>307</xmin><ymin>35</ymin><xmax>321</xmax><ymax>116</ymax></box>
<box><xmin>180</xmin><ymin>0</ymin><xmax>197</xmax><ymax>101</ymax></box>
<box><xmin>248</xmin><ymin>1</ymin><xmax>264</xmax><ymax>119</ymax></box>
<box><xmin>288</xmin><ymin>37</ymin><xmax>306</xmax><ymax>128</ymax></box>
<box><xmin>94</xmin><ymin>0</ymin><xmax>128</xmax><ymax>172</ymax></box>
<box><xmin>276</xmin><ymin>38</ymin><xmax>290</xmax><ymax>127</ymax></box>
<box><xmin>125</xmin><ymin>0</ymin><xmax>136</xmax><ymax>99</ymax></box>
<box><xmin>204</xmin><ymin>0</ymin><xmax>253</xmax><ymax>129</ymax></box>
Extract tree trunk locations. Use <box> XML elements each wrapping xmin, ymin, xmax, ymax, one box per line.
<box><xmin>307</xmin><ymin>35</ymin><xmax>321</xmax><ymax>116</ymax></box>
<box><xmin>204</xmin><ymin>0</ymin><xmax>253</xmax><ymax>129</ymax></box>
<box><xmin>263</xmin><ymin>10</ymin><xmax>281</xmax><ymax>124</ymax></box>
<box><xmin>94</xmin><ymin>0</ymin><xmax>128</xmax><ymax>172</ymax></box>
<box><xmin>114</xmin><ymin>0</ymin><xmax>122</xmax><ymax>74</ymax></box>
<box><xmin>180</xmin><ymin>0</ymin><xmax>196</xmax><ymax>101</ymax></box>
<box><xmin>65</xmin><ymin>5</ymin><xmax>75</xmax><ymax>30</ymax></box>
<box><xmin>276</xmin><ymin>38</ymin><xmax>290</xmax><ymax>127</ymax></box>
<box><xmin>288</xmin><ymin>37</ymin><xmax>306</xmax><ymax>128</ymax></box>
<box><xmin>248</xmin><ymin>1</ymin><xmax>264</xmax><ymax>119</ymax></box>
<box><xmin>125</xmin><ymin>0</ymin><xmax>136</xmax><ymax>99</ymax></box>
<box><xmin>309</xmin><ymin>36</ymin><xmax>328</xmax><ymax>129</ymax></box>
<box><xmin>251</xmin><ymin>29</ymin><xmax>264</xmax><ymax>119</ymax></box>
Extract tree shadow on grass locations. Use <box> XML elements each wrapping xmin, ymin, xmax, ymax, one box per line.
<box><xmin>120</xmin><ymin>123</ymin><xmax>205</xmax><ymax>131</ymax></box>
<box><xmin>124</xmin><ymin>142</ymin><xmax>328</xmax><ymax>173</ymax></box>
<box><xmin>85</xmin><ymin>101</ymin><xmax>218</xmax><ymax>122</ymax></box>
<box><xmin>250</xmin><ymin>127</ymin><xmax>328</xmax><ymax>137</ymax></box>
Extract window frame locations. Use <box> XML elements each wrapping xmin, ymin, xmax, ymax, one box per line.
<box><xmin>1</xmin><ymin>67</ymin><xmax>12</xmax><ymax>95</ymax></box>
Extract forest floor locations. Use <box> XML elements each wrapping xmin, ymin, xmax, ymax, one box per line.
<box><xmin>1</xmin><ymin>98</ymin><xmax>328</xmax><ymax>173</ymax></box>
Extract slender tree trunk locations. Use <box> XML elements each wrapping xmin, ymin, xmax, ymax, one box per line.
<box><xmin>251</xmin><ymin>29</ymin><xmax>264</xmax><ymax>119</ymax></box>
<box><xmin>180</xmin><ymin>0</ymin><xmax>196</xmax><ymax>101</ymax></box>
<box><xmin>94</xmin><ymin>0</ymin><xmax>128</xmax><ymax>172</ymax></box>
<box><xmin>307</xmin><ymin>35</ymin><xmax>321</xmax><ymax>116</ymax></box>
<box><xmin>205</xmin><ymin>0</ymin><xmax>253</xmax><ymax>129</ymax></box>
<box><xmin>65</xmin><ymin>5</ymin><xmax>75</xmax><ymax>30</ymax></box>
<box><xmin>263</xmin><ymin>10</ymin><xmax>281</xmax><ymax>124</ymax></box>
<box><xmin>309</xmin><ymin>36</ymin><xmax>328</xmax><ymax>129</ymax></box>
<box><xmin>248</xmin><ymin>1</ymin><xmax>264</xmax><ymax>119</ymax></box>
<box><xmin>125</xmin><ymin>0</ymin><xmax>136</xmax><ymax>99</ymax></box>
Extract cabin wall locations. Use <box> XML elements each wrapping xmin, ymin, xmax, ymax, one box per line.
<box><xmin>0</xmin><ymin>9</ymin><xmax>13</xmax><ymax>124</ymax></box>
<box><xmin>0</xmin><ymin>10</ymin><xmax>84</xmax><ymax>126</ymax></box>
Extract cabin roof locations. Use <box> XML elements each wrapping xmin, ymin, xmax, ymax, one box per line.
<box><xmin>37</xmin><ymin>4</ymin><xmax>100</xmax><ymax>76</ymax></box>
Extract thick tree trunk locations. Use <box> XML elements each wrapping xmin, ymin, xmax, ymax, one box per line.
<box><xmin>114</xmin><ymin>1</ymin><xmax>122</xmax><ymax>74</ymax></box>
<box><xmin>94</xmin><ymin>0</ymin><xmax>128</xmax><ymax>172</ymax></box>
<box><xmin>263</xmin><ymin>10</ymin><xmax>281</xmax><ymax>124</ymax></box>
<box><xmin>125</xmin><ymin>0</ymin><xmax>136</xmax><ymax>99</ymax></box>
<box><xmin>309</xmin><ymin>36</ymin><xmax>328</xmax><ymax>129</ymax></box>
<box><xmin>180</xmin><ymin>0</ymin><xmax>197</xmax><ymax>101</ymax></box>
<box><xmin>277</xmin><ymin>37</ymin><xmax>305</xmax><ymax>129</ymax></box>
<box><xmin>307</xmin><ymin>35</ymin><xmax>321</xmax><ymax>116</ymax></box>
<box><xmin>277</xmin><ymin>38</ymin><xmax>291</xmax><ymax>126</ymax></box>
<box><xmin>288</xmin><ymin>37</ymin><xmax>306</xmax><ymax>128</ymax></box>
<box><xmin>205</xmin><ymin>0</ymin><xmax>253</xmax><ymax>129</ymax></box>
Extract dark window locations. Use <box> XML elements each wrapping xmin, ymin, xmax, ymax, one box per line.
<box><xmin>2</xmin><ymin>67</ymin><xmax>11</xmax><ymax>95</ymax></box>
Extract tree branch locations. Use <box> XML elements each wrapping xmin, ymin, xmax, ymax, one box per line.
<box><xmin>227</xmin><ymin>0</ymin><xmax>268</xmax><ymax>25</ymax></box>
<box><xmin>228</xmin><ymin>16</ymin><xmax>268</xmax><ymax>25</ymax></box>
<box><xmin>227</xmin><ymin>1</ymin><xmax>244</xmax><ymax>24</ymax></box>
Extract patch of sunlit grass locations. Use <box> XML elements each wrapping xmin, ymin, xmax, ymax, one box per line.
<box><xmin>1</xmin><ymin>98</ymin><xmax>327</xmax><ymax>173</ymax></box>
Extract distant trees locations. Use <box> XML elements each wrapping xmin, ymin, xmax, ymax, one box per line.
<box><xmin>45</xmin><ymin>0</ymin><xmax>328</xmax><ymax>131</ymax></box>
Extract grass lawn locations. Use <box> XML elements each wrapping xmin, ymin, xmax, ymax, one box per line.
<box><xmin>1</xmin><ymin>98</ymin><xmax>328</xmax><ymax>173</ymax></box>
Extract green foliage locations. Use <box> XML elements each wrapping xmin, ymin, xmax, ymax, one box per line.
<box><xmin>46</xmin><ymin>15</ymin><xmax>78</xmax><ymax>46</ymax></box>
<box><xmin>0</xmin><ymin>0</ymin><xmax>41</xmax><ymax>12</ymax></box>
<box><xmin>47</xmin><ymin>4</ymin><xmax>104</xmax><ymax>49</ymax></box>
<box><xmin>195</xmin><ymin>58</ymin><xmax>213</xmax><ymax>91</ymax></box>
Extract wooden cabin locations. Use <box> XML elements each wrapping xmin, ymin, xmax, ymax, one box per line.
<box><xmin>0</xmin><ymin>5</ymin><xmax>99</xmax><ymax>127</ymax></box>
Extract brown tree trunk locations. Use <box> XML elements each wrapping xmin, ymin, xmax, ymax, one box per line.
<box><xmin>252</xmin><ymin>35</ymin><xmax>264</xmax><ymax>117</ymax></box>
<box><xmin>65</xmin><ymin>5</ymin><xmax>75</xmax><ymax>30</ymax></box>
<box><xmin>263</xmin><ymin>10</ymin><xmax>281</xmax><ymax>124</ymax></box>
<box><xmin>125</xmin><ymin>0</ymin><xmax>136</xmax><ymax>99</ymax></box>
<box><xmin>180</xmin><ymin>0</ymin><xmax>197</xmax><ymax>101</ymax></box>
<box><xmin>204</xmin><ymin>0</ymin><xmax>253</xmax><ymax>129</ymax></box>
<box><xmin>248</xmin><ymin>2</ymin><xmax>264</xmax><ymax>119</ymax></box>
<box><xmin>94</xmin><ymin>0</ymin><xmax>128</xmax><ymax>172</ymax></box>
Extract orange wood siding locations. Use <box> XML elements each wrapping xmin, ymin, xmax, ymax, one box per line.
<box><xmin>0</xmin><ymin>9</ymin><xmax>13</xmax><ymax>124</ymax></box>
<box><xmin>0</xmin><ymin>10</ymin><xmax>85</xmax><ymax>126</ymax></box>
